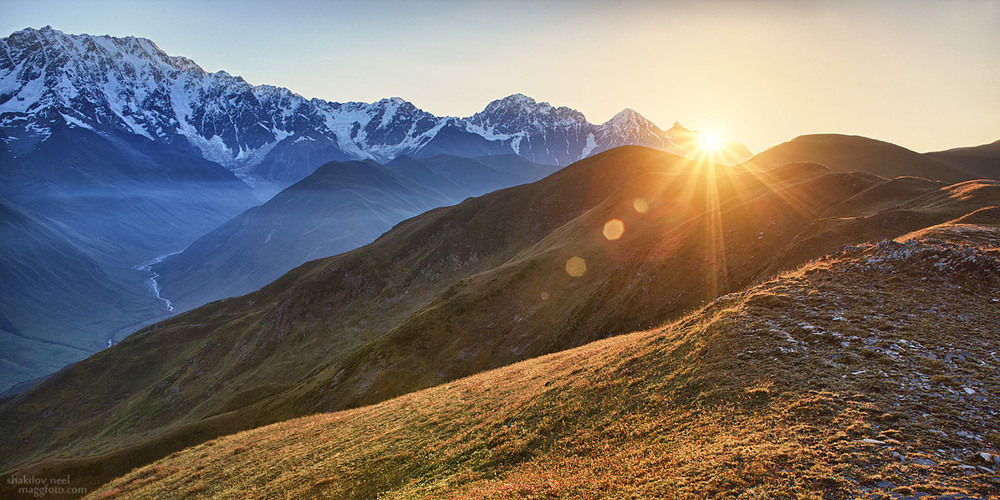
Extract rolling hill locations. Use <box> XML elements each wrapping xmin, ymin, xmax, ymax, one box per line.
<box><xmin>86</xmin><ymin>233</ymin><xmax>1000</xmax><ymax>499</ymax></box>
<box><xmin>3</xmin><ymin>143</ymin><xmax>999</xmax><ymax>496</ymax></box>
<box><xmin>927</xmin><ymin>141</ymin><xmax>1000</xmax><ymax>181</ymax></box>
<box><xmin>738</xmin><ymin>134</ymin><xmax>984</xmax><ymax>183</ymax></box>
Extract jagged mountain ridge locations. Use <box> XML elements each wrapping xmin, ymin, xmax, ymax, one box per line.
<box><xmin>1</xmin><ymin>26</ymin><xmax>751</xmax><ymax>192</ymax></box>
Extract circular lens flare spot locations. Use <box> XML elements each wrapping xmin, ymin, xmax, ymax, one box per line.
<box><xmin>633</xmin><ymin>198</ymin><xmax>649</xmax><ymax>213</ymax></box>
<box><xmin>565</xmin><ymin>256</ymin><xmax>586</xmax><ymax>277</ymax></box>
<box><xmin>603</xmin><ymin>218</ymin><xmax>625</xmax><ymax>240</ymax></box>
<box><xmin>540</xmin><ymin>291</ymin><xmax>550</xmax><ymax>300</ymax></box>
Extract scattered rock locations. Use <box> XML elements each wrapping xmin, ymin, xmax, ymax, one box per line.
<box><xmin>910</xmin><ymin>457</ymin><xmax>936</xmax><ymax>467</ymax></box>
<box><xmin>956</xmin><ymin>431</ymin><xmax>982</xmax><ymax>440</ymax></box>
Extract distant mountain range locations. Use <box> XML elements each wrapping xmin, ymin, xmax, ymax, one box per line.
<box><xmin>1</xmin><ymin>26</ymin><xmax>751</xmax><ymax>198</ymax></box>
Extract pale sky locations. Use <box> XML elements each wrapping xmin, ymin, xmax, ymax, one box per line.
<box><xmin>2</xmin><ymin>0</ymin><xmax>998</xmax><ymax>153</ymax></box>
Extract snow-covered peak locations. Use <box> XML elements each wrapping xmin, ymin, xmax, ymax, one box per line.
<box><xmin>5</xmin><ymin>26</ymin><xmax>207</xmax><ymax>75</ymax></box>
<box><xmin>377</xmin><ymin>96</ymin><xmax>408</xmax><ymax>107</ymax></box>
<box><xmin>468</xmin><ymin>93</ymin><xmax>588</xmax><ymax>137</ymax></box>
<box><xmin>602</xmin><ymin>108</ymin><xmax>659</xmax><ymax>134</ymax></box>
<box><xmin>483</xmin><ymin>93</ymin><xmax>539</xmax><ymax>112</ymax></box>
<box><xmin>1</xmin><ymin>28</ymin><xmax>753</xmax><ymax>194</ymax></box>
<box><xmin>667</xmin><ymin>121</ymin><xmax>692</xmax><ymax>134</ymax></box>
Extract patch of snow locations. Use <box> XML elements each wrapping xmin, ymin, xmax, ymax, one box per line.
<box><xmin>581</xmin><ymin>132</ymin><xmax>598</xmax><ymax>158</ymax></box>
<box><xmin>0</xmin><ymin>70</ymin><xmax>46</xmax><ymax>113</ymax></box>
<box><xmin>60</xmin><ymin>113</ymin><xmax>93</xmax><ymax>130</ymax></box>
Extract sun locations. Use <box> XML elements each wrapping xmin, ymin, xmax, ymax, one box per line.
<box><xmin>697</xmin><ymin>130</ymin><xmax>723</xmax><ymax>151</ymax></box>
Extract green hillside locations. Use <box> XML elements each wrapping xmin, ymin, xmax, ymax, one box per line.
<box><xmin>88</xmin><ymin>232</ymin><xmax>1000</xmax><ymax>499</ymax></box>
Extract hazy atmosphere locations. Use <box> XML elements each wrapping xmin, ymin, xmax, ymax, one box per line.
<box><xmin>3</xmin><ymin>0</ymin><xmax>997</xmax><ymax>153</ymax></box>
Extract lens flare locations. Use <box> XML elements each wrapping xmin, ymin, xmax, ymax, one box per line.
<box><xmin>565</xmin><ymin>256</ymin><xmax>586</xmax><ymax>277</ymax></box>
<box><xmin>633</xmin><ymin>198</ymin><xmax>649</xmax><ymax>213</ymax></box>
<box><xmin>603</xmin><ymin>218</ymin><xmax>625</xmax><ymax>240</ymax></box>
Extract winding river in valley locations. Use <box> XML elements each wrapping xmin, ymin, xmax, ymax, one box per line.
<box><xmin>105</xmin><ymin>251</ymin><xmax>184</xmax><ymax>349</ymax></box>
<box><xmin>137</xmin><ymin>250</ymin><xmax>183</xmax><ymax>313</ymax></box>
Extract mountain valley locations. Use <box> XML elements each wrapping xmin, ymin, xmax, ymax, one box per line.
<box><xmin>1</xmin><ymin>26</ymin><xmax>722</xmax><ymax>393</ymax></box>
<box><xmin>2</xmin><ymin>139</ymin><xmax>998</xmax><ymax>498</ymax></box>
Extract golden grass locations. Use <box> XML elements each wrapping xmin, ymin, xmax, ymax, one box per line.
<box><xmin>88</xmin><ymin>238</ymin><xmax>1000</xmax><ymax>499</ymax></box>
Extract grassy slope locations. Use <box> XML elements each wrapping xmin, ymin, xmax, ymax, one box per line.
<box><xmin>0</xmin><ymin>147</ymin><xmax>687</xmax><ymax>474</ymax></box>
<box><xmin>88</xmin><ymin>233</ymin><xmax>1000</xmax><ymax>499</ymax></box>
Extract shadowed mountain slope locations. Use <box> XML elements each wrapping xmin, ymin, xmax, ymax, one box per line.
<box><xmin>88</xmin><ymin>235</ymin><xmax>1000</xmax><ymax>499</ymax></box>
<box><xmin>0</xmin><ymin>124</ymin><xmax>258</xmax><ymax>265</ymax></box>
<box><xmin>381</xmin><ymin>155</ymin><xmax>475</xmax><ymax>201</ymax></box>
<box><xmin>151</xmin><ymin>160</ymin><xmax>455</xmax><ymax>312</ymax></box>
<box><xmin>739</xmin><ymin>134</ymin><xmax>980</xmax><ymax>183</ymax></box>
<box><xmin>396</xmin><ymin>153</ymin><xmax>558</xmax><ymax>198</ymax></box>
<box><xmin>153</xmin><ymin>154</ymin><xmax>558</xmax><ymax>313</ymax></box>
<box><xmin>3</xmin><ymin>146</ymin><xmax>1000</xmax><ymax>495</ymax></box>
<box><xmin>927</xmin><ymin>140</ymin><xmax>1000</xmax><ymax>181</ymax></box>
<box><xmin>0</xmin><ymin>121</ymin><xmax>259</xmax><ymax>393</ymax></box>
<box><xmin>1</xmin><ymin>147</ymin><xmax>689</xmax><ymax>479</ymax></box>
<box><xmin>0</xmin><ymin>200</ymin><xmax>163</xmax><ymax>392</ymax></box>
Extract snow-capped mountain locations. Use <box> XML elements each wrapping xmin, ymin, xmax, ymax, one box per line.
<box><xmin>1</xmin><ymin>27</ymin><xmax>751</xmax><ymax>195</ymax></box>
